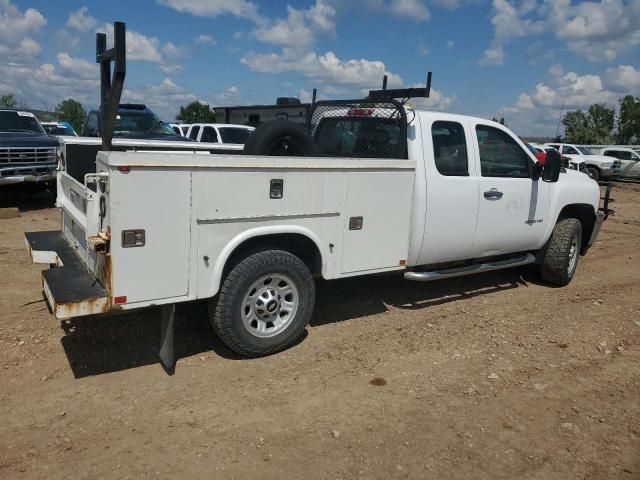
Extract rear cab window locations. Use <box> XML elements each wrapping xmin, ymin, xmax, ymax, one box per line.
<box><xmin>314</xmin><ymin>116</ymin><xmax>404</xmax><ymax>159</ymax></box>
<box><xmin>431</xmin><ymin>121</ymin><xmax>468</xmax><ymax>176</ymax></box>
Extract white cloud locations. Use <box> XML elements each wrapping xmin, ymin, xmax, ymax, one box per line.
<box><xmin>605</xmin><ymin>65</ymin><xmax>640</xmax><ymax>92</ymax></box>
<box><xmin>56</xmin><ymin>52</ymin><xmax>95</xmax><ymax>80</ymax></box>
<box><xmin>408</xmin><ymin>83</ymin><xmax>456</xmax><ymax>110</ymax></box>
<box><xmin>389</xmin><ymin>0</ymin><xmax>430</xmax><ymax>20</ymax></box>
<box><xmin>123</xmin><ymin>78</ymin><xmax>199</xmax><ymax>120</ymax></box>
<box><xmin>98</xmin><ymin>23</ymin><xmax>188</xmax><ymax>72</ymax></box>
<box><xmin>66</xmin><ymin>6</ymin><xmax>97</xmax><ymax>32</ymax></box>
<box><xmin>195</xmin><ymin>34</ymin><xmax>216</xmax><ymax>45</ymax></box>
<box><xmin>253</xmin><ymin>1</ymin><xmax>336</xmax><ymax>48</ymax></box>
<box><xmin>241</xmin><ymin>48</ymin><xmax>402</xmax><ymax>89</ymax></box>
<box><xmin>157</xmin><ymin>0</ymin><xmax>263</xmax><ymax>22</ymax></box>
<box><xmin>547</xmin><ymin>0</ymin><xmax>640</xmax><ymax>61</ymax></box>
<box><xmin>480</xmin><ymin>0</ymin><xmax>544</xmax><ymax>66</ymax></box>
<box><xmin>0</xmin><ymin>1</ymin><xmax>46</xmax><ymax>60</ymax></box>
<box><xmin>497</xmin><ymin>65</ymin><xmax>640</xmax><ymax>135</ymax></box>
<box><xmin>479</xmin><ymin>45</ymin><xmax>504</xmax><ymax>66</ymax></box>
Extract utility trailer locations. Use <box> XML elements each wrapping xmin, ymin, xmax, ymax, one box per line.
<box><xmin>25</xmin><ymin>22</ymin><xmax>608</xmax><ymax>371</ymax></box>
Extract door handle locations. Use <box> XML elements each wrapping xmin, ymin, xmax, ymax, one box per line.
<box><xmin>484</xmin><ymin>189</ymin><xmax>503</xmax><ymax>199</ymax></box>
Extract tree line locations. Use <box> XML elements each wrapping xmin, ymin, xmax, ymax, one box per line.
<box><xmin>1</xmin><ymin>94</ymin><xmax>86</xmax><ymax>132</ymax></box>
<box><xmin>1</xmin><ymin>93</ymin><xmax>217</xmax><ymax>132</ymax></box>
<box><xmin>561</xmin><ymin>95</ymin><xmax>640</xmax><ymax>145</ymax></box>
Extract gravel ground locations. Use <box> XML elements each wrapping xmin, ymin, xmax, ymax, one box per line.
<box><xmin>0</xmin><ymin>182</ymin><xmax>639</xmax><ymax>480</ymax></box>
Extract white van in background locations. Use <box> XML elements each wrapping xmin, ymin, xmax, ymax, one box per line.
<box><xmin>186</xmin><ymin>123</ymin><xmax>255</xmax><ymax>145</ymax></box>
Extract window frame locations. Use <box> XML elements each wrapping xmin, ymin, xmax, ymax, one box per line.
<box><xmin>431</xmin><ymin>120</ymin><xmax>469</xmax><ymax>177</ymax></box>
<box><xmin>189</xmin><ymin>125</ymin><xmax>201</xmax><ymax>140</ymax></box>
<box><xmin>475</xmin><ymin>124</ymin><xmax>532</xmax><ymax>179</ymax></box>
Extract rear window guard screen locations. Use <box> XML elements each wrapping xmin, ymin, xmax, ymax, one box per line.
<box><xmin>308</xmin><ymin>100</ymin><xmax>408</xmax><ymax>159</ymax></box>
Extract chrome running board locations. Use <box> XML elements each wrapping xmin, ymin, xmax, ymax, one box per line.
<box><xmin>404</xmin><ymin>254</ymin><xmax>535</xmax><ymax>282</ymax></box>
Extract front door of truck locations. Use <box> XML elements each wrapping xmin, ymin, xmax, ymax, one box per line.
<box><xmin>470</xmin><ymin>123</ymin><xmax>549</xmax><ymax>257</ymax></box>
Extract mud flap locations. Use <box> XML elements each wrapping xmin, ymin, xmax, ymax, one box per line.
<box><xmin>159</xmin><ymin>304</ymin><xmax>176</xmax><ymax>374</ymax></box>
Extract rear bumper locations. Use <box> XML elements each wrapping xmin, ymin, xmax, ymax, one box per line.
<box><xmin>24</xmin><ymin>230</ymin><xmax>110</xmax><ymax>319</ymax></box>
<box><xmin>0</xmin><ymin>164</ymin><xmax>56</xmax><ymax>185</ymax></box>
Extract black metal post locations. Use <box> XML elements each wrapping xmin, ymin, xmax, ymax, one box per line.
<box><xmin>96</xmin><ymin>21</ymin><xmax>126</xmax><ymax>151</ymax></box>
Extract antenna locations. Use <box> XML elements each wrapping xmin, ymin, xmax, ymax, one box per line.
<box><xmin>555</xmin><ymin>99</ymin><xmax>565</xmax><ymax>139</ymax></box>
<box><xmin>97</xmin><ymin>21</ymin><xmax>126</xmax><ymax>151</ymax></box>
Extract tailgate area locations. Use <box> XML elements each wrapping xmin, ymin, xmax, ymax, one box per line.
<box><xmin>25</xmin><ymin>231</ymin><xmax>110</xmax><ymax>319</ymax></box>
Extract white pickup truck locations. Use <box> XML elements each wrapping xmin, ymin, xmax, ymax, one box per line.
<box><xmin>25</xmin><ymin>100</ymin><xmax>608</xmax><ymax>364</ymax></box>
<box><xmin>544</xmin><ymin>143</ymin><xmax>620</xmax><ymax>181</ymax></box>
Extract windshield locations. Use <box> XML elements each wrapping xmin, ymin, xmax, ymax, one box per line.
<box><xmin>55</xmin><ymin>125</ymin><xmax>76</xmax><ymax>136</ymax></box>
<box><xmin>113</xmin><ymin>111</ymin><xmax>176</xmax><ymax>138</ymax></box>
<box><xmin>219</xmin><ymin>127</ymin><xmax>253</xmax><ymax>144</ymax></box>
<box><xmin>577</xmin><ymin>146</ymin><xmax>593</xmax><ymax>155</ymax></box>
<box><xmin>0</xmin><ymin>111</ymin><xmax>45</xmax><ymax>134</ymax></box>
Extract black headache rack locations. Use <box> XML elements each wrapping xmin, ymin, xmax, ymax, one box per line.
<box><xmin>307</xmin><ymin>73</ymin><xmax>432</xmax><ymax>160</ymax></box>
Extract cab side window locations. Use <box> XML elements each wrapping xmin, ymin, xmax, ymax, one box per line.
<box><xmin>201</xmin><ymin>126</ymin><xmax>219</xmax><ymax>143</ymax></box>
<box><xmin>476</xmin><ymin>125</ymin><xmax>530</xmax><ymax>178</ymax></box>
<box><xmin>84</xmin><ymin>113</ymin><xmax>99</xmax><ymax>136</ymax></box>
<box><xmin>562</xmin><ymin>145</ymin><xmax>579</xmax><ymax>155</ymax></box>
<box><xmin>431</xmin><ymin>121</ymin><xmax>468</xmax><ymax>176</ymax></box>
<box><xmin>189</xmin><ymin>125</ymin><xmax>201</xmax><ymax>140</ymax></box>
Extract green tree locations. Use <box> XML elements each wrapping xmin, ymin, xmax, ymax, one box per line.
<box><xmin>562</xmin><ymin>110</ymin><xmax>593</xmax><ymax>143</ymax></box>
<box><xmin>587</xmin><ymin>103</ymin><xmax>615</xmax><ymax>143</ymax></box>
<box><xmin>55</xmin><ymin>98</ymin><xmax>86</xmax><ymax>133</ymax></box>
<box><xmin>176</xmin><ymin>101</ymin><xmax>216</xmax><ymax>123</ymax></box>
<box><xmin>617</xmin><ymin>95</ymin><xmax>640</xmax><ymax>144</ymax></box>
<box><xmin>0</xmin><ymin>94</ymin><xmax>18</xmax><ymax>108</ymax></box>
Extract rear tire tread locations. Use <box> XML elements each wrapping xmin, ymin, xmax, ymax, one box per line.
<box><xmin>210</xmin><ymin>250</ymin><xmax>315</xmax><ymax>357</ymax></box>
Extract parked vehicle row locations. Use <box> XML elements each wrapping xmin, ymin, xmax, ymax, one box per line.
<box><xmin>169</xmin><ymin>122</ymin><xmax>255</xmax><ymax>145</ymax></box>
<box><xmin>545</xmin><ymin>143</ymin><xmax>621</xmax><ymax>181</ymax></box>
<box><xmin>0</xmin><ymin>109</ymin><xmax>58</xmax><ymax>187</ymax></box>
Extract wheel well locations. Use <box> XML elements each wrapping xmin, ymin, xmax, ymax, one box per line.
<box><xmin>558</xmin><ymin>204</ymin><xmax>595</xmax><ymax>249</ymax></box>
<box><xmin>586</xmin><ymin>164</ymin><xmax>600</xmax><ymax>173</ymax></box>
<box><xmin>223</xmin><ymin>233</ymin><xmax>323</xmax><ymax>278</ymax></box>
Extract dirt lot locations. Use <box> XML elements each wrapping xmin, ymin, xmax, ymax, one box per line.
<box><xmin>0</xmin><ymin>183</ymin><xmax>639</xmax><ymax>480</ymax></box>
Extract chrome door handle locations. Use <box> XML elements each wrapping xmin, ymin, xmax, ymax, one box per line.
<box><xmin>484</xmin><ymin>189</ymin><xmax>503</xmax><ymax>199</ymax></box>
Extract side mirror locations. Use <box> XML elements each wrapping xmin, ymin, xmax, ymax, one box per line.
<box><xmin>543</xmin><ymin>149</ymin><xmax>561</xmax><ymax>182</ymax></box>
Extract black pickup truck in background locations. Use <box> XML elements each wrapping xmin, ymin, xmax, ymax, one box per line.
<box><xmin>0</xmin><ymin>109</ymin><xmax>59</xmax><ymax>188</ymax></box>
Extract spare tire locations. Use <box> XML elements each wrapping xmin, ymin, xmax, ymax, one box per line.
<box><xmin>243</xmin><ymin>120</ymin><xmax>318</xmax><ymax>156</ymax></box>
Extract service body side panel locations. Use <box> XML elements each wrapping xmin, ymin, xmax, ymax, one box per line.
<box><xmin>108</xmin><ymin>163</ymin><xmax>191</xmax><ymax>303</ymax></box>
<box><xmin>102</xmin><ymin>154</ymin><xmax>416</xmax><ymax>301</ymax></box>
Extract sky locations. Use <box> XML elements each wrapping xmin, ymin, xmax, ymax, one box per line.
<box><xmin>1</xmin><ymin>0</ymin><xmax>639</xmax><ymax>136</ymax></box>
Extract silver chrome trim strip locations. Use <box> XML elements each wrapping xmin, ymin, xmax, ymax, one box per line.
<box><xmin>197</xmin><ymin>212</ymin><xmax>340</xmax><ymax>225</ymax></box>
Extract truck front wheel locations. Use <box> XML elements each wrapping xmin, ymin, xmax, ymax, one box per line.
<box><xmin>209</xmin><ymin>250</ymin><xmax>316</xmax><ymax>357</ymax></box>
<box><xmin>586</xmin><ymin>166</ymin><xmax>600</xmax><ymax>181</ymax></box>
<box><xmin>540</xmin><ymin>218</ymin><xmax>582</xmax><ymax>286</ymax></box>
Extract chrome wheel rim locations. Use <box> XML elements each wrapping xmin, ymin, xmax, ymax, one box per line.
<box><xmin>241</xmin><ymin>274</ymin><xmax>299</xmax><ymax>338</ymax></box>
<box><xmin>568</xmin><ymin>234</ymin><xmax>579</xmax><ymax>275</ymax></box>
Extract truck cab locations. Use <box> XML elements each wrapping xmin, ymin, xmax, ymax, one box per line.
<box><xmin>0</xmin><ymin>109</ymin><xmax>59</xmax><ymax>187</ymax></box>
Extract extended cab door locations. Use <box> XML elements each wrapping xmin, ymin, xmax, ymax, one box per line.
<box><xmin>469</xmin><ymin>123</ymin><xmax>549</xmax><ymax>257</ymax></box>
<box><xmin>417</xmin><ymin>118</ymin><xmax>479</xmax><ymax>265</ymax></box>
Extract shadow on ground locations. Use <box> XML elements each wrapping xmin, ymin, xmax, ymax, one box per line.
<box><xmin>59</xmin><ymin>266</ymin><xmax>536</xmax><ymax>378</ymax></box>
<box><xmin>0</xmin><ymin>184</ymin><xmax>55</xmax><ymax>211</ymax></box>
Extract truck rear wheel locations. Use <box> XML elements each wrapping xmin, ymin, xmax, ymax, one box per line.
<box><xmin>540</xmin><ymin>218</ymin><xmax>582</xmax><ymax>286</ymax></box>
<box><xmin>209</xmin><ymin>250</ymin><xmax>315</xmax><ymax>357</ymax></box>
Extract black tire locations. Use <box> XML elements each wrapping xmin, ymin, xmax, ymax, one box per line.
<box><xmin>540</xmin><ymin>218</ymin><xmax>582</xmax><ymax>286</ymax></box>
<box><xmin>586</xmin><ymin>166</ymin><xmax>600</xmax><ymax>181</ymax></box>
<box><xmin>209</xmin><ymin>250</ymin><xmax>316</xmax><ymax>357</ymax></box>
<box><xmin>243</xmin><ymin>120</ymin><xmax>318</xmax><ymax>156</ymax></box>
